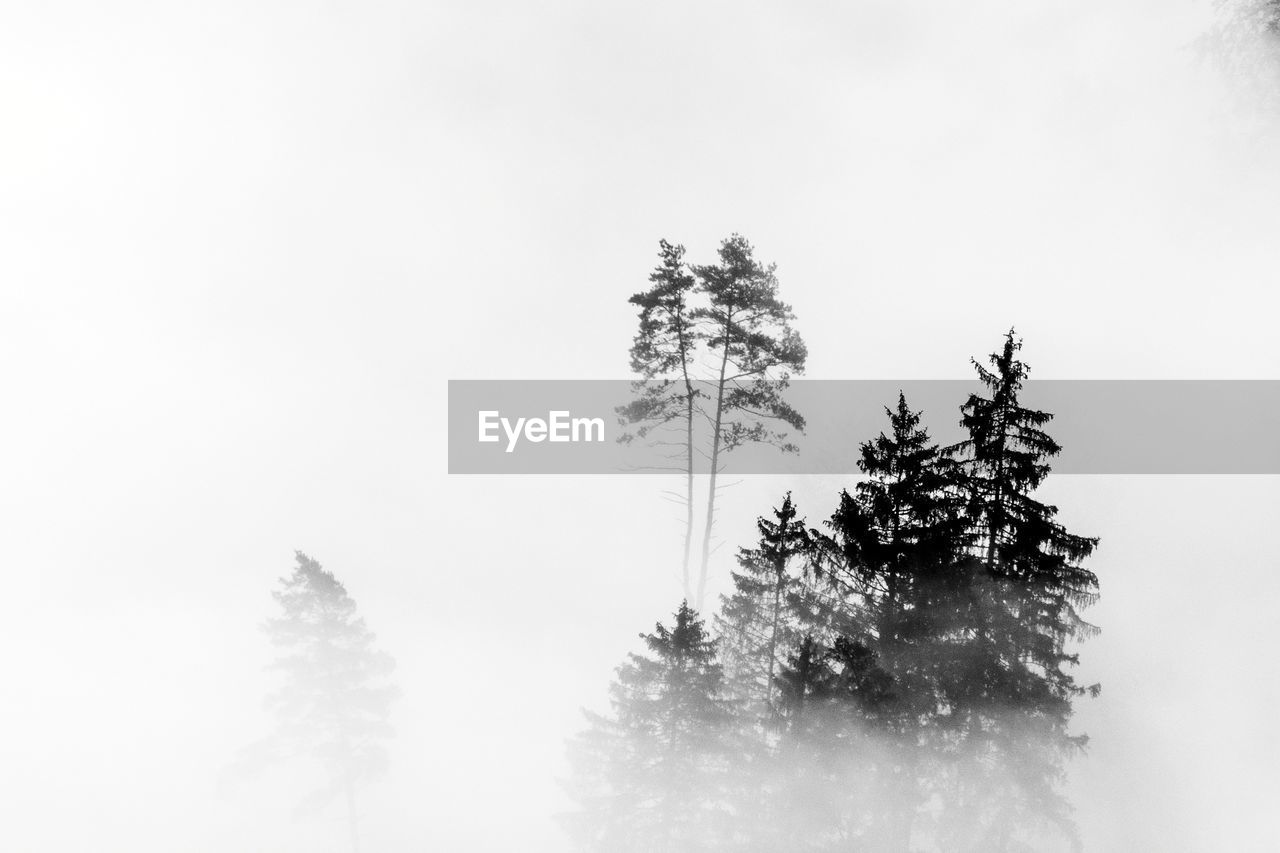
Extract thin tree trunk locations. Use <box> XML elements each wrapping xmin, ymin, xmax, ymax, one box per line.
<box><xmin>681</xmin><ymin>353</ymin><xmax>696</xmax><ymax>603</ymax></box>
<box><xmin>764</xmin><ymin>568</ymin><xmax>784</xmax><ymax>721</ymax></box>
<box><xmin>344</xmin><ymin>772</ymin><xmax>360</xmax><ymax>853</ymax></box>
<box><xmin>984</xmin><ymin>452</ymin><xmax>1002</xmax><ymax>572</ymax></box>
<box><xmin>672</xmin><ymin>300</ymin><xmax>696</xmax><ymax>604</ymax></box>
<box><xmin>984</xmin><ymin>395</ymin><xmax>1008</xmax><ymax>574</ymax></box>
<box><xmin>887</xmin><ymin>753</ymin><xmax>918</xmax><ymax>853</ymax></box>
<box><xmin>883</xmin><ymin>482</ymin><xmax>915</xmax><ymax>853</ymax></box>
<box><xmin>697</xmin><ymin>313</ymin><xmax>733</xmax><ymax>609</ymax></box>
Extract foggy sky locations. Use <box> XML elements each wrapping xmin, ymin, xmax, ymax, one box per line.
<box><xmin>1</xmin><ymin>1</ymin><xmax>1277</xmax><ymax>850</ymax></box>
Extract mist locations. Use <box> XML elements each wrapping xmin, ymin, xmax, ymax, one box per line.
<box><xmin>1</xmin><ymin>0</ymin><xmax>1277</xmax><ymax>851</ymax></box>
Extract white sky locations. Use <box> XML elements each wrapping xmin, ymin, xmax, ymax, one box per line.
<box><xmin>1</xmin><ymin>0</ymin><xmax>1277</xmax><ymax>850</ymax></box>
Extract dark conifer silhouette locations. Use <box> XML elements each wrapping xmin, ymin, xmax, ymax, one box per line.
<box><xmin>938</xmin><ymin>330</ymin><xmax>1100</xmax><ymax>851</ymax></box>
<box><xmin>261</xmin><ymin>552</ymin><xmax>397</xmax><ymax>853</ymax></box>
<box><xmin>814</xmin><ymin>393</ymin><xmax>972</xmax><ymax>851</ymax></box>
<box><xmin>852</xmin><ymin>393</ymin><xmax>969</xmax><ymax>623</ymax></box>
<box><xmin>956</xmin><ymin>331</ymin><xmax>1099</xmax><ymax>611</ymax></box>
<box><xmin>715</xmin><ymin>493</ymin><xmax>819</xmax><ymax>730</ymax></box>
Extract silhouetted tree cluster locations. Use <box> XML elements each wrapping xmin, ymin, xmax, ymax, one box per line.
<box><xmin>569</xmin><ymin>332</ymin><xmax>1100</xmax><ymax>853</ymax></box>
<box><xmin>620</xmin><ymin>235</ymin><xmax>808</xmax><ymax>608</ymax></box>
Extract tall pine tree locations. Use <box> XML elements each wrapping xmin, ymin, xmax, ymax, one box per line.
<box><xmin>692</xmin><ymin>234</ymin><xmax>807</xmax><ymax>608</ymax></box>
<box><xmin>619</xmin><ymin>240</ymin><xmax>702</xmax><ymax>600</ymax></box>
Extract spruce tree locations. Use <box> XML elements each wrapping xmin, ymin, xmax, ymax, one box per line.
<box><xmin>715</xmin><ymin>493</ymin><xmax>816</xmax><ymax>730</ymax></box>
<box><xmin>619</xmin><ymin>240</ymin><xmax>702</xmax><ymax>599</ymax></box>
<box><xmin>848</xmin><ymin>393</ymin><xmax>972</xmax><ymax>851</ymax></box>
<box><xmin>940</xmin><ymin>331</ymin><xmax>1101</xmax><ymax>851</ymax></box>
<box><xmin>263</xmin><ymin>551</ymin><xmax>397</xmax><ymax>853</ymax></box>
<box><xmin>565</xmin><ymin>602</ymin><xmax>736</xmax><ymax>852</ymax></box>
<box><xmin>810</xmin><ymin>391</ymin><xmax>970</xmax><ymax>712</ymax></box>
<box><xmin>715</xmin><ymin>493</ymin><xmax>866</xmax><ymax>852</ymax></box>
<box><xmin>854</xmin><ymin>392</ymin><xmax>969</xmax><ymax>630</ymax></box>
<box><xmin>956</xmin><ymin>331</ymin><xmax>1098</xmax><ymax>620</ymax></box>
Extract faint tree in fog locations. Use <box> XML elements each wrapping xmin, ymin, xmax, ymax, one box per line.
<box><xmin>264</xmin><ymin>551</ymin><xmax>397</xmax><ymax>853</ymax></box>
<box><xmin>768</xmin><ymin>633</ymin><xmax>900</xmax><ymax>852</ymax></box>
<box><xmin>618</xmin><ymin>239</ymin><xmax>702</xmax><ymax>600</ymax></box>
<box><xmin>691</xmin><ymin>234</ymin><xmax>807</xmax><ymax>607</ymax></box>
<box><xmin>564</xmin><ymin>601</ymin><xmax>737</xmax><ymax>852</ymax></box>
<box><xmin>768</xmin><ymin>634</ymin><xmax>844</xmax><ymax>849</ymax></box>
<box><xmin>1197</xmin><ymin>0</ymin><xmax>1280</xmax><ymax>122</ymax></box>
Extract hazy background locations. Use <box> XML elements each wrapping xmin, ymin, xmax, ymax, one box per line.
<box><xmin>1</xmin><ymin>0</ymin><xmax>1276</xmax><ymax>850</ymax></box>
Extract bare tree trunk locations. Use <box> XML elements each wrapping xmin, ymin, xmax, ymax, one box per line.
<box><xmin>344</xmin><ymin>771</ymin><xmax>360</xmax><ymax>853</ymax></box>
<box><xmin>764</xmin><ymin>570</ymin><xmax>784</xmax><ymax>721</ymax></box>
<box><xmin>668</xmin><ymin>299</ymin><xmax>697</xmax><ymax>604</ymax></box>
<box><xmin>681</xmin><ymin>363</ymin><xmax>696</xmax><ymax>602</ymax></box>
<box><xmin>984</xmin><ymin>400</ymin><xmax>1008</xmax><ymax>574</ymax></box>
<box><xmin>697</xmin><ymin>318</ymin><xmax>733</xmax><ymax>609</ymax></box>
